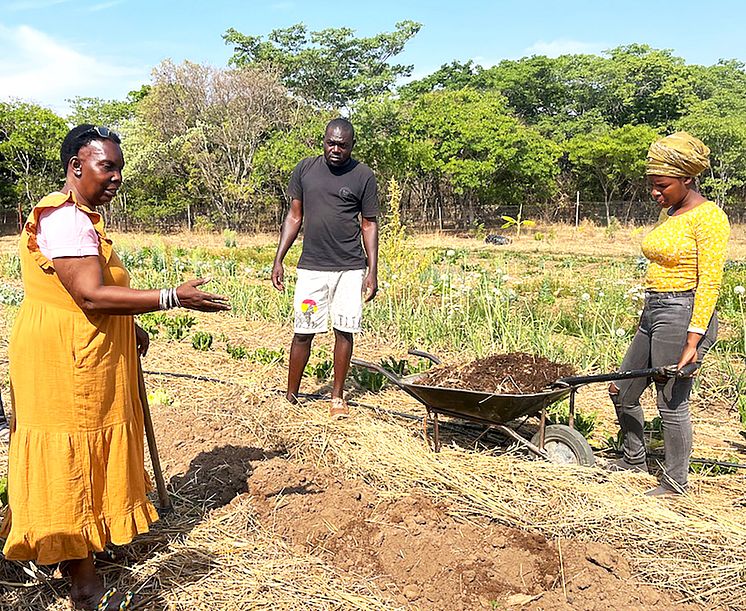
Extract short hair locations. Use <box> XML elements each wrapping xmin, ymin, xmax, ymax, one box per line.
<box><xmin>325</xmin><ymin>118</ymin><xmax>355</xmax><ymax>141</ymax></box>
<box><xmin>60</xmin><ymin>124</ymin><xmax>121</xmax><ymax>172</ymax></box>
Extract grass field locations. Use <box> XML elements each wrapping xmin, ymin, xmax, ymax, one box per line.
<box><xmin>1</xmin><ymin>221</ymin><xmax>745</xmax><ymax>609</ymax></box>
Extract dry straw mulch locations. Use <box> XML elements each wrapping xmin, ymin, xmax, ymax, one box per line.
<box><xmin>0</xmin><ymin>496</ymin><xmax>394</xmax><ymax>610</ymax></box>
<box><xmin>244</xmin><ymin>395</ymin><xmax>746</xmax><ymax>609</ymax></box>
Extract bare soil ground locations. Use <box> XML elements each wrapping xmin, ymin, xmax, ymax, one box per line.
<box><xmin>146</xmin><ymin>392</ymin><xmax>696</xmax><ymax>611</ymax></box>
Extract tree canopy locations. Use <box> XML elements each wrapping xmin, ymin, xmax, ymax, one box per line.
<box><xmin>223</xmin><ymin>21</ymin><xmax>421</xmax><ymax>108</ymax></box>
<box><xmin>3</xmin><ymin>25</ymin><xmax>746</xmax><ymax>232</ymax></box>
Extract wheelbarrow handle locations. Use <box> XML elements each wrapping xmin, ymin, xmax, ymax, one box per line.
<box><xmin>554</xmin><ymin>362</ymin><xmax>700</xmax><ymax>388</ymax></box>
<box><xmin>350</xmin><ymin>357</ymin><xmax>409</xmax><ymax>389</ymax></box>
<box><xmin>407</xmin><ymin>349</ymin><xmax>442</xmax><ymax>365</ymax></box>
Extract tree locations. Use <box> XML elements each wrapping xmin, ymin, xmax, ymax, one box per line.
<box><xmin>567</xmin><ymin>123</ymin><xmax>660</xmax><ymax>224</ymax></box>
<box><xmin>352</xmin><ymin>89</ymin><xmax>560</xmax><ymax>227</ymax></box>
<box><xmin>223</xmin><ymin>21</ymin><xmax>421</xmax><ymax>108</ymax></box>
<box><xmin>679</xmin><ymin>93</ymin><xmax>746</xmax><ymax>205</ymax></box>
<box><xmin>133</xmin><ymin>60</ymin><xmax>302</xmax><ymax>228</ymax></box>
<box><xmin>0</xmin><ymin>101</ymin><xmax>67</xmax><ymax>230</ymax></box>
<box><xmin>398</xmin><ymin>60</ymin><xmax>485</xmax><ymax>99</ymax></box>
<box><xmin>67</xmin><ymin>85</ymin><xmax>150</xmax><ymax>131</ymax></box>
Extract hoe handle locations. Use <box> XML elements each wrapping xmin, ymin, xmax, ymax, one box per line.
<box><xmin>137</xmin><ymin>358</ymin><xmax>172</xmax><ymax>513</ymax></box>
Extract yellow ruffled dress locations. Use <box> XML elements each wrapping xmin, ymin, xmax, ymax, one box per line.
<box><xmin>1</xmin><ymin>192</ymin><xmax>159</xmax><ymax>565</ymax></box>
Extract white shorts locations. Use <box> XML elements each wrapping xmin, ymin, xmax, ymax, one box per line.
<box><xmin>293</xmin><ymin>268</ymin><xmax>365</xmax><ymax>334</ymax></box>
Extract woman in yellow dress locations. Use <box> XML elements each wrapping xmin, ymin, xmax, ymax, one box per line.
<box><xmin>2</xmin><ymin>124</ymin><xmax>230</xmax><ymax>609</ymax></box>
<box><xmin>609</xmin><ymin>132</ymin><xmax>730</xmax><ymax>496</ymax></box>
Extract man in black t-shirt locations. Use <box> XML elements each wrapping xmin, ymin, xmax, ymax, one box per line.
<box><xmin>272</xmin><ymin>118</ymin><xmax>379</xmax><ymax>417</ymax></box>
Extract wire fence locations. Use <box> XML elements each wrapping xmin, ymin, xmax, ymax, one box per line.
<box><xmin>2</xmin><ymin>200</ymin><xmax>746</xmax><ymax>236</ymax></box>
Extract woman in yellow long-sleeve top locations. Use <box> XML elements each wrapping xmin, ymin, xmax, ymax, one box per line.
<box><xmin>609</xmin><ymin>132</ymin><xmax>730</xmax><ymax>496</ymax></box>
<box><xmin>1</xmin><ymin>125</ymin><xmax>230</xmax><ymax>609</ymax></box>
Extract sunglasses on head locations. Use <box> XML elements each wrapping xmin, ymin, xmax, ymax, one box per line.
<box><xmin>85</xmin><ymin>126</ymin><xmax>121</xmax><ymax>143</ymax></box>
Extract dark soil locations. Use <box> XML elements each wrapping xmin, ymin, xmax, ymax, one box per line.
<box><xmin>416</xmin><ymin>352</ymin><xmax>577</xmax><ymax>394</ymax></box>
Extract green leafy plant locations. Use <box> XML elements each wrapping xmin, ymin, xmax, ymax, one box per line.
<box><xmin>147</xmin><ymin>388</ymin><xmax>174</xmax><ymax>406</ymax></box>
<box><xmin>226</xmin><ymin>343</ymin><xmax>249</xmax><ymax>359</ymax></box>
<box><xmin>163</xmin><ymin>313</ymin><xmax>196</xmax><ymax>340</ymax></box>
<box><xmin>191</xmin><ymin>331</ymin><xmax>213</xmax><ymax>351</ymax></box>
<box><xmin>546</xmin><ymin>402</ymin><xmax>597</xmax><ymax>439</ymax></box>
<box><xmin>352</xmin><ymin>367</ymin><xmax>387</xmax><ymax>392</ymax></box>
<box><xmin>689</xmin><ymin>461</ymin><xmax>738</xmax><ymax>476</ymax></box>
<box><xmin>223</xmin><ymin>229</ymin><xmax>238</xmax><ymax>248</ymax></box>
<box><xmin>137</xmin><ymin>311</ymin><xmax>167</xmax><ymax>337</ymax></box>
<box><xmin>0</xmin><ymin>476</ymin><xmax>7</xmax><ymax>506</ymax></box>
<box><xmin>249</xmin><ymin>347</ymin><xmax>284</xmax><ymax>365</ymax></box>
<box><xmin>500</xmin><ymin>202</ymin><xmax>535</xmax><ymax>237</ymax></box>
<box><xmin>305</xmin><ymin>359</ymin><xmax>333</xmax><ymax>380</ymax></box>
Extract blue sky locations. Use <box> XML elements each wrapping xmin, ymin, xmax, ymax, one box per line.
<box><xmin>2</xmin><ymin>0</ymin><xmax>745</xmax><ymax>114</ymax></box>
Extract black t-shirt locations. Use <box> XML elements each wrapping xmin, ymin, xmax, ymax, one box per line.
<box><xmin>288</xmin><ymin>155</ymin><xmax>379</xmax><ymax>271</ymax></box>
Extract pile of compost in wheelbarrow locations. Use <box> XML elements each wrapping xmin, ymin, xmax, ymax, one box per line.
<box><xmin>416</xmin><ymin>352</ymin><xmax>576</xmax><ymax>394</ymax></box>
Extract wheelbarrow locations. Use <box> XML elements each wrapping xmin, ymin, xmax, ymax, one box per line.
<box><xmin>351</xmin><ymin>350</ymin><xmax>698</xmax><ymax>467</ymax></box>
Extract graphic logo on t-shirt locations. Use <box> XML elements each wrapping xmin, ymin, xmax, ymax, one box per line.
<box><xmin>301</xmin><ymin>299</ymin><xmax>318</xmax><ymax>326</ymax></box>
<box><xmin>338</xmin><ymin>187</ymin><xmax>355</xmax><ymax>201</ymax></box>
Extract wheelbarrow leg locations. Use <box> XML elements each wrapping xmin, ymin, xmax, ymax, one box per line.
<box><xmin>423</xmin><ymin>410</ymin><xmax>431</xmax><ymax>451</ymax></box>
<box><xmin>433</xmin><ymin>411</ymin><xmax>441</xmax><ymax>453</ymax></box>
<box><xmin>568</xmin><ymin>389</ymin><xmax>576</xmax><ymax>430</ymax></box>
<box><xmin>539</xmin><ymin>407</ymin><xmax>547</xmax><ymax>449</ymax></box>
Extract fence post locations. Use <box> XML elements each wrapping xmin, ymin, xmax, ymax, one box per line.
<box><xmin>575</xmin><ymin>191</ymin><xmax>580</xmax><ymax>229</ymax></box>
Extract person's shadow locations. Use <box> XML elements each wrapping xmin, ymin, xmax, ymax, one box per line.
<box><xmin>0</xmin><ymin>444</ymin><xmax>282</xmax><ymax>610</ymax></box>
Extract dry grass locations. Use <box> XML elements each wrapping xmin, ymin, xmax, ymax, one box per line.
<box><xmin>2</xmin><ymin>223</ymin><xmax>746</xmax><ymax>609</ymax></box>
<box><xmin>0</xmin><ymin>495</ymin><xmax>396</xmax><ymax>610</ymax></box>
<box><xmin>2</xmin><ymin>219</ymin><xmax>746</xmax><ymax>259</ymax></box>
<box><xmin>241</xmin><ymin>394</ymin><xmax>746</xmax><ymax>609</ymax></box>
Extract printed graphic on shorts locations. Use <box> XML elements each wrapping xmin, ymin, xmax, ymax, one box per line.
<box><xmin>299</xmin><ymin>298</ymin><xmax>318</xmax><ymax>328</ymax></box>
<box><xmin>334</xmin><ymin>313</ymin><xmax>362</xmax><ymax>331</ymax></box>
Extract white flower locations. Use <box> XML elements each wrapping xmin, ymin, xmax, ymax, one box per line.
<box><xmin>581</xmin><ymin>293</ymin><xmax>591</xmax><ymax>301</ymax></box>
<box><xmin>735</xmin><ymin>285</ymin><xmax>745</xmax><ymax>295</ymax></box>
<box><xmin>491</xmin><ymin>287</ymin><xmax>501</xmax><ymax>295</ymax></box>
<box><xmin>637</xmin><ymin>309</ymin><xmax>643</xmax><ymax>316</ymax></box>
<box><xmin>615</xmin><ymin>328</ymin><xmax>626</xmax><ymax>337</ymax></box>
<box><xmin>446</xmin><ymin>249</ymin><xmax>456</xmax><ymax>257</ymax></box>
<box><xmin>502</xmin><ymin>274</ymin><xmax>510</xmax><ymax>282</ymax></box>
<box><xmin>598</xmin><ymin>291</ymin><xmax>605</xmax><ymax>297</ymax></box>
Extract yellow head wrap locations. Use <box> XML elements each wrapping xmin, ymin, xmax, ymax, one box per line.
<box><xmin>646</xmin><ymin>131</ymin><xmax>710</xmax><ymax>177</ymax></box>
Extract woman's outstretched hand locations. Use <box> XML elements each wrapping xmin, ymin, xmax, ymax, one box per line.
<box><xmin>176</xmin><ymin>278</ymin><xmax>231</xmax><ymax>312</ymax></box>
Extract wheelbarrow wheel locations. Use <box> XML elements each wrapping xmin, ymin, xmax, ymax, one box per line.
<box><xmin>530</xmin><ymin>424</ymin><xmax>595</xmax><ymax>467</ymax></box>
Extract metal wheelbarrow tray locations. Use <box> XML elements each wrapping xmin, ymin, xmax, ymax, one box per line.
<box><xmin>351</xmin><ymin>350</ymin><xmax>697</xmax><ymax>467</ymax></box>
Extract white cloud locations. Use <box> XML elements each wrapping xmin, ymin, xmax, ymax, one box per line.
<box><xmin>524</xmin><ymin>39</ymin><xmax>606</xmax><ymax>58</ymax></box>
<box><xmin>0</xmin><ymin>23</ymin><xmax>148</xmax><ymax>115</ymax></box>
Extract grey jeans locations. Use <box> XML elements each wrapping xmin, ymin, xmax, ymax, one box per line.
<box><xmin>610</xmin><ymin>291</ymin><xmax>717</xmax><ymax>490</ymax></box>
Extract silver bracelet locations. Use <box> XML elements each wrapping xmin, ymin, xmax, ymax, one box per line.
<box><xmin>159</xmin><ymin>288</ymin><xmax>181</xmax><ymax>310</ymax></box>
<box><xmin>159</xmin><ymin>288</ymin><xmax>168</xmax><ymax>310</ymax></box>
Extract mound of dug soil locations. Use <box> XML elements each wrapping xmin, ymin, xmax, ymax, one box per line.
<box><xmin>416</xmin><ymin>352</ymin><xmax>576</xmax><ymax>394</ymax></box>
<box><xmin>247</xmin><ymin>458</ymin><xmax>694</xmax><ymax>610</ymax></box>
